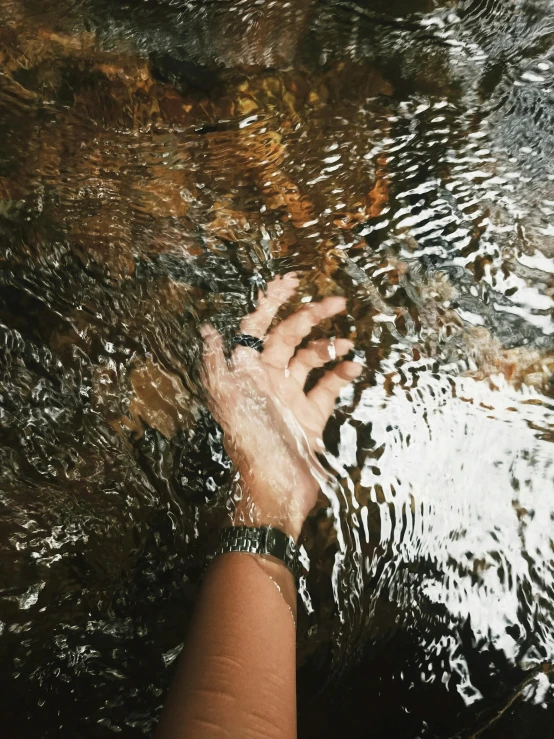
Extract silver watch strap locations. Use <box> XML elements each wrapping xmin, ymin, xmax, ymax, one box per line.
<box><xmin>213</xmin><ymin>526</ymin><xmax>303</xmax><ymax>581</ymax></box>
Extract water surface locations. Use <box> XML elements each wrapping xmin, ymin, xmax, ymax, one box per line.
<box><xmin>1</xmin><ymin>1</ymin><xmax>554</xmax><ymax>736</ymax></box>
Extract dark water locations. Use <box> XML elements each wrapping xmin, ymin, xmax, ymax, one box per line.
<box><xmin>1</xmin><ymin>0</ymin><xmax>554</xmax><ymax>736</ymax></box>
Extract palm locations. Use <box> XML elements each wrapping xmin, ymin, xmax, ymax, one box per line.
<box><xmin>201</xmin><ymin>273</ymin><xmax>362</xmax><ymax>539</ymax></box>
<box><xmin>262</xmin><ymin>349</ymin><xmax>344</xmax><ymax>447</ymax></box>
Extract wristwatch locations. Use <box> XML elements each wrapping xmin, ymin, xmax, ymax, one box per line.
<box><xmin>212</xmin><ymin>526</ymin><xmax>303</xmax><ymax>582</ymax></box>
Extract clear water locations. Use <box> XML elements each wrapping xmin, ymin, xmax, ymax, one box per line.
<box><xmin>1</xmin><ymin>1</ymin><xmax>554</xmax><ymax>736</ymax></box>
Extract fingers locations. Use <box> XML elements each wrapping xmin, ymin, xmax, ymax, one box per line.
<box><xmin>262</xmin><ymin>296</ymin><xmax>347</xmax><ymax>369</ymax></box>
<box><xmin>240</xmin><ymin>273</ymin><xmax>300</xmax><ymax>338</ymax></box>
<box><xmin>288</xmin><ymin>338</ymin><xmax>354</xmax><ymax>386</ymax></box>
<box><xmin>307</xmin><ymin>361</ymin><xmax>363</xmax><ymax>423</ymax></box>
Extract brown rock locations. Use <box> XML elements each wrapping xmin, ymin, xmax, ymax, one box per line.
<box><xmin>127</xmin><ymin>358</ymin><xmax>196</xmax><ymax>439</ymax></box>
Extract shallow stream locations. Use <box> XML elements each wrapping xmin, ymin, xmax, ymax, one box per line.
<box><xmin>1</xmin><ymin>1</ymin><xmax>554</xmax><ymax>737</ymax></box>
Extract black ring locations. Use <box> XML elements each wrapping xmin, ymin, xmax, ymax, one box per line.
<box><xmin>232</xmin><ymin>334</ymin><xmax>264</xmax><ymax>353</ymax></box>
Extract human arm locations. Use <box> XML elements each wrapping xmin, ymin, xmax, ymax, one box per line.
<box><xmin>156</xmin><ymin>553</ymin><xmax>298</xmax><ymax>739</ymax></box>
<box><xmin>157</xmin><ymin>274</ymin><xmax>362</xmax><ymax>739</ymax></box>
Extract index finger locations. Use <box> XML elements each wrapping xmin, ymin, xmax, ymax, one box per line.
<box><xmin>240</xmin><ymin>273</ymin><xmax>300</xmax><ymax>338</ymax></box>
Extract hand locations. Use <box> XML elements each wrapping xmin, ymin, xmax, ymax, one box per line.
<box><xmin>201</xmin><ymin>273</ymin><xmax>362</xmax><ymax>541</ymax></box>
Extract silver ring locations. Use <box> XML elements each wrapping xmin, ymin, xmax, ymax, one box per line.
<box><xmin>232</xmin><ymin>334</ymin><xmax>264</xmax><ymax>353</ymax></box>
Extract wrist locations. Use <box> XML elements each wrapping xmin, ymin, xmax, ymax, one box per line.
<box><xmin>229</xmin><ymin>501</ymin><xmax>306</xmax><ymax>543</ymax></box>
<box><xmin>230</xmin><ymin>480</ymin><xmax>315</xmax><ymax>543</ymax></box>
<box><xmin>213</xmin><ymin>524</ymin><xmax>303</xmax><ymax>583</ymax></box>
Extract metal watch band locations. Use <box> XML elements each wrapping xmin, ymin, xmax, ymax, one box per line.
<box><xmin>212</xmin><ymin>526</ymin><xmax>303</xmax><ymax>581</ymax></box>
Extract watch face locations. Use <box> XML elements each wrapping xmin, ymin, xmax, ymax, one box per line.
<box><xmin>265</xmin><ymin>526</ymin><xmax>288</xmax><ymax>562</ymax></box>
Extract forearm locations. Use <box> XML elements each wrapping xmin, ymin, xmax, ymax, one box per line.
<box><xmin>157</xmin><ymin>552</ymin><xmax>298</xmax><ymax>739</ymax></box>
